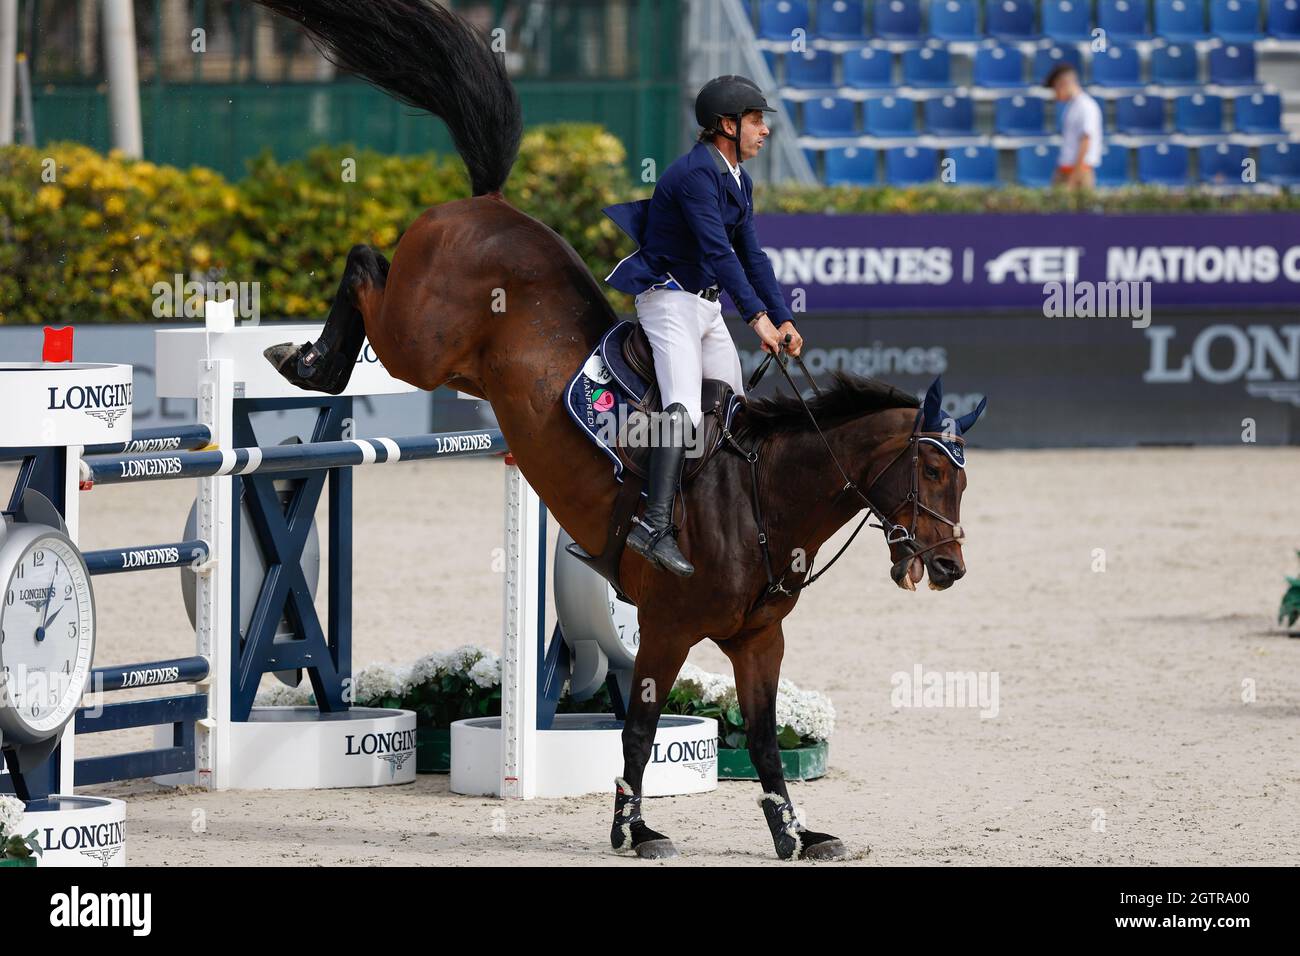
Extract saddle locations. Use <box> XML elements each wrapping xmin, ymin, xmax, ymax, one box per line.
<box><xmin>565</xmin><ymin>322</ymin><xmax>739</xmax><ymax>601</ymax></box>
<box><xmin>617</xmin><ymin>324</ymin><xmax>733</xmax><ymax>483</ymax></box>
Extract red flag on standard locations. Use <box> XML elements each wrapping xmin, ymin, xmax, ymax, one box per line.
<box><xmin>44</xmin><ymin>326</ymin><xmax>75</xmax><ymax>363</ymax></box>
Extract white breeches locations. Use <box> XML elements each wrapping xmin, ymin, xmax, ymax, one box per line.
<box><xmin>633</xmin><ymin>288</ymin><xmax>746</xmax><ymax>428</ymax></box>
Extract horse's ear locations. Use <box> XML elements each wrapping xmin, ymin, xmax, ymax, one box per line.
<box><xmin>955</xmin><ymin>395</ymin><xmax>988</xmax><ymax>434</ymax></box>
<box><xmin>921</xmin><ymin>377</ymin><xmax>944</xmax><ymax>431</ymax></box>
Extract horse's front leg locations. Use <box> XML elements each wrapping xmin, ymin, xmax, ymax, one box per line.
<box><xmin>722</xmin><ymin>623</ymin><xmax>848</xmax><ymax>861</ymax></box>
<box><xmin>611</xmin><ymin>625</ymin><xmax>693</xmax><ymax>859</ymax></box>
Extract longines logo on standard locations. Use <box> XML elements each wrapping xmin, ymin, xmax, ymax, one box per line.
<box><xmin>40</xmin><ymin>818</ymin><xmax>127</xmax><ymax>866</ymax></box>
<box><xmin>47</xmin><ymin>381</ymin><xmax>133</xmax><ymax>428</ymax></box>
<box><xmin>345</xmin><ymin>729</ymin><xmax>417</xmax><ymax>757</ymax></box>
<box><xmin>650</xmin><ymin>735</ymin><xmax>718</xmax><ymax>779</ymax></box>
<box><xmin>1145</xmin><ymin>324</ymin><xmax>1300</xmax><ymax>405</ymax></box>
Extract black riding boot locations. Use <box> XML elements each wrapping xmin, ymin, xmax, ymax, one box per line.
<box><xmin>626</xmin><ymin>403</ymin><xmax>694</xmax><ymax>577</ymax></box>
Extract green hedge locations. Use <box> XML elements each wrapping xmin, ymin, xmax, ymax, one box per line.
<box><xmin>757</xmin><ymin>182</ymin><xmax>1300</xmax><ymax>214</ymax></box>
<box><xmin>2</xmin><ymin>127</ymin><xmax>1297</xmax><ymax>325</ymax></box>
<box><xmin>0</xmin><ymin>125</ymin><xmax>637</xmax><ymax>324</ymax></box>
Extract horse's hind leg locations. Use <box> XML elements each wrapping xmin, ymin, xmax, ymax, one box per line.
<box><xmin>265</xmin><ymin>245</ymin><xmax>390</xmax><ymax>395</ymax></box>
<box><xmin>611</xmin><ymin>629</ymin><xmax>692</xmax><ymax>859</ymax></box>
<box><xmin>722</xmin><ymin>624</ymin><xmax>848</xmax><ymax>861</ymax></box>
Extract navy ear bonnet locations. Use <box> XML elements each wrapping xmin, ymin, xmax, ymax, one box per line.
<box><xmin>915</xmin><ymin>377</ymin><xmax>987</xmax><ymax>469</ymax></box>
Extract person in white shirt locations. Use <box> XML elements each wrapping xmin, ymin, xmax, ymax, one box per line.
<box><xmin>1046</xmin><ymin>64</ymin><xmax>1103</xmax><ymax>190</ymax></box>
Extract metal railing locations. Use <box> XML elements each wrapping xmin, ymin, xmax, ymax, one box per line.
<box><xmin>683</xmin><ymin>0</ymin><xmax>816</xmax><ymax>185</ymax></box>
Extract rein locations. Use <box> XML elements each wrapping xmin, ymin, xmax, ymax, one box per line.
<box><xmin>724</xmin><ymin>340</ymin><xmax>964</xmax><ymax>600</ymax></box>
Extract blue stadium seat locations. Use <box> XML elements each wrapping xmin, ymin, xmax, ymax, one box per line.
<box><xmin>974</xmin><ymin>44</ymin><xmax>1026</xmax><ymax>87</ymax></box>
<box><xmin>1208</xmin><ymin>42</ymin><xmax>1257</xmax><ymax>84</ymax></box>
<box><xmin>843</xmin><ymin>45</ymin><xmax>893</xmax><ymax>88</ymax></box>
<box><xmin>931</xmin><ymin>0</ymin><xmax>984</xmax><ymax>40</ymax></box>
<box><xmin>1034</xmin><ymin>44</ymin><xmax>1084</xmax><ymax>85</ymax></box>
<box><xmin>824</xmin><ymin>146</ymin><xmax>878</xmax><ymax>185</ymax></box>
<box><xmin>762</xmin><ymin>48</ymin><xmax>782</xmax><ymax>82</ymax></box>
<box><xmin>759</xmin><ymin>0</ymin><xmax>811</xmax><ymax>40</ymax></box>
<box><xmin>986</xmin><ymin>0</ymin><xmax>1038</xmax><ymax>39</ymax></box>
<box><xmin>1174</xmin><ymin>93</ymin><xmax>1224</xmax><ymax>133</ymax></box>
<box><xmin>995</xmin><ymin>94</ymin><xmax>1047</xmax><ymax>135</ymax></box>
<box><xmin>875</xmin><ymin>0</ymin><xmax>924</xmax><ymax>39</ymax></box>
<box><xmin>816</xmin><ymin>0</ymin><xmax>868</xmax><ymax>39</ymax></box>
<box><xmin>1043</xmin><ymin>0</ymin><xmax>1092</xmax><ymax>42</ymax></box>
<box><xmin>804</xmin><ymin>96</ymin><xmax>858</xmax><ymax>136</ymax></box>
<box><xmin>925</xmin><ymin>94</ymin><xmax>977</xmax><ymax>134</ymax></box>
<box><xmin>1260</xmin><ymin>142</ymin><xmax>1300</xmax><ymax>184</ymax></box>
<box><xmin>1016</xmin><ymin>144</ymin><xmax>1057</xmax><ymax>185</ymax></box>
<box><xmin>886</xmin><ymin>145</ymin><xmax>938</xmax><ymax>183</ymax></box>
<box><xmin>1097</xmin><ymin>145</ymin><xmax>1132</xmax><ymax>185</ymax></box>
<box><xmin>1151</xmin><ymin>41</ymin><xmax>1200</xmax><ymax>85</ymax></box>
<box><xmin>867</xmin><ymin>95</ymin><xmax>918</xmax><ymax>135</ymax></box>
<box><xmin>1211</xmin><ymin>0</ymin><xmax>1264</xmax><ymax>39</ymax></box>
<box><xmin>1235</xmin><ymin>92</ymin><xmax>1283</xmax><ymax>133</ymax></box>
<box><xmin>783</xmin><ymin>98</ymin><xmax>804</xmax><ymax>134</ymax></box>
<box><xmin>903</xmin><ymin>46</ymin><xmax>953</xmax><ymax>87</ymax></box>
<box><xmin>949</xmin><ymin>145</ymin><xmax>1000</xmax><ymax>185</ymax></box>
<box><xmin>1198</xmin><ymin>142</ymin><xmax>1249</xmax><ymax>182</ymax></box>
<box><xmin>1116</xmin><ymin>94</ymin><xmax>1166</xmax><ymax>133</ymax></box>
<box><xmin>1099</xmin><ymin>0</ymin><xmax>1153</xmax><ymax>40</ymax></box>
<box><xmin>1138</xmin><ymin>143</ymin><xmax>1191</xmax><ymax>183</ymax></box>
<box><xmin>786</xmin><ymin>49</ymin><xmax>836</xmax><ymax>88</ymax></box>
<box><xmin>804</xmin><ymin>147</ymin><xmax>822</xmax><ymax>177</ymax></box>
<box><xmin>1093</xmin><ymin>44</ymin><xmax>1142</xmax><ymax>86</ymax></box>
<box><xmin>1269</xmin><ymin>0</ymin><xmax>1300</xmax><ymax>37</ymax></box>
<box><xmin>1156</xmin><ymin>0</ymin><xmax>1210</xmax><ymax>39</ymax></box>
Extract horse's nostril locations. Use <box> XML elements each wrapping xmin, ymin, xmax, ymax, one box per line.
<box><xmin>933</xmin><ymin>557</ymin><xmax>965</xmax><ymax>579</ymax></box>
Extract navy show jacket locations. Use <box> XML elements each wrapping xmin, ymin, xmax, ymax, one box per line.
<box><xmin>603</xmin><ymin>141</ymin><xmax>794</xmax><ymax>327</ymax></box>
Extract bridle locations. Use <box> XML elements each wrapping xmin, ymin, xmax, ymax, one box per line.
<box><xmin>726</xmin><ymin>341</ymin><xmax>965</xmax><ymax>600</ymax></box>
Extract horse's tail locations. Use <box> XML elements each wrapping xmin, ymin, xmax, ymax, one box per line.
<box><xmin>254</xmin><ymin>0</ymin><xmax>522</xmax><ymax>197</ymax></box>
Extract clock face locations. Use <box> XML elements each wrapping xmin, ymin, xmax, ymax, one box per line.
<box><xmin>0</xmin><ymin>530</ymin><xmax>96</xmax><ymax>739</ymax></box>
<box><xmin>608</xmin><ymin>585</ymin><xmax>640</xmax><ymax>659</ymax></box>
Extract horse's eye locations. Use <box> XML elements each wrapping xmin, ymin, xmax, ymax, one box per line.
<box><xmin>924</xmin><ymin>466</ymin><xmax>941</xmax><ymax>481</ymax></box>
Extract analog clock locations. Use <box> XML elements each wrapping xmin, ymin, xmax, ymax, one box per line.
<box><xmin>0</xmin><ymin>520</ymin><xmax>96</xmax><ymax>746</ymax></box>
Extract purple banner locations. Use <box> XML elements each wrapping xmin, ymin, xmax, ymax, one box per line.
<box><xmin>753</xmin><ymin>214</ymin><xmax>1300</xmax><ymax>311</ymax></box>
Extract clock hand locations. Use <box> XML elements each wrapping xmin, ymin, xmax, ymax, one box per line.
<box><xmin>35</xmin><ymin>558</ymin><xmax>62</xmax><ymax>643</ymax></box>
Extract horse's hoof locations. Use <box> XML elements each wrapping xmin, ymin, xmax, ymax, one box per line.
<box><xmin>801</xmin><ymin>834</ymin><xmax>848</xmax><ymax>861</ymax></box>
<box><xmin>264</xmin><ymin>342</ymin><xmax>313</xmax><ymax>387</ymax></box>
<box><xmin>634</xmin><ymin>838</ymin><xmax>679</xmax><ymax>860</ymax></box>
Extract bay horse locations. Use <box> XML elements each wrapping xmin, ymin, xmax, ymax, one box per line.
<box><xmin>253</xmin><ymin>0</ymin><xmax>980</xmax><ymax>861</ymax></box>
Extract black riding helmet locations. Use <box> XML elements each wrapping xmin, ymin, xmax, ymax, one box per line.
<box><xmin>695</xmin><ymin>75</ymin><xmax>775</xmax><ymax>148</ymax></box>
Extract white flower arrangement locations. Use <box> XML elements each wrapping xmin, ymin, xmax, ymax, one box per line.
<box><xmin>0</xmin><ymin>794</ymin><xmax>40</xmax><ymax>863</ymax></box>
<box><xmin>0</xmin><ymin>795</ymin><xmax>25</xmax><ymax>838</ymax></box>
<box><xmin>252</xmin><ymin>647</ymin><xmax>833</xmax><ymax>744</ymax></box>
<box><xmin>253</xmin><ymin>644</ymin><xmax>502</xmax><ymax>707</ymax></box>
<box><xmin>676</xmin><ymin>662</ymin><xmax>836</xmax><ymax>744</ymax></box>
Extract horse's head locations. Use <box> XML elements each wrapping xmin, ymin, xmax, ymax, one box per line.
<box><xmin>868</xmin><ymin>378</ymin><xmax>986</xmax><ymax>592</ymax></box>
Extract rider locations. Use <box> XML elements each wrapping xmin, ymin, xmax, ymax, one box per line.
<box><xmin>604</xmin><ymin>75</ymin><xmax>803</xmax><ymax>578</ymax></box>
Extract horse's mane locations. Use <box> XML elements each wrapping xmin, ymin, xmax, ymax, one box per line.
<box><xmin>735</xmin><ymin>372</ymin><xmax>919</xmax><ymax>440</ymax></box>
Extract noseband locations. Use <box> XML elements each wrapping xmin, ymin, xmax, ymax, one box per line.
<box><xmin>730</xmin><ymin>345</ymin><xmax>964</xmax><ymax>600</ymax></box>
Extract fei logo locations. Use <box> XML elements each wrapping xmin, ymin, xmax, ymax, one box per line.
<box><xmin>985</xmin><ymin>247</ymin><xmax>1083</xmax><ymax>284</ymax></box>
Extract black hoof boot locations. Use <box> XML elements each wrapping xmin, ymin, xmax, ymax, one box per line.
<box><xmin>611</xmin><ymin>777</ymin><xmax>679</xmax><ymax>859</ymax></box>
<box><xmin>759</xmin><ymin>792</ymin><xmax>848</xmax><ymax>861</ymax></box>
<box><xmin>264</xmin><ymin>341</ymin><xmax>354</xmax><ymax>395</ymax></box>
